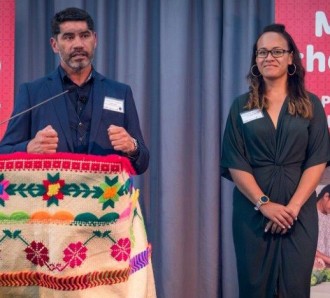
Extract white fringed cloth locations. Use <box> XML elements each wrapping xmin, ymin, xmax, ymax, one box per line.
<box><xmin>0</xmin><ymin>153</ymin><xmax>156</xmax><ymax>297</ymax></box>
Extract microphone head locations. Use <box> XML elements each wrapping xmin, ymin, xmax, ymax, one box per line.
<box><xmin>79</xmin><ymin>96</ymin><xmax>88</xmax><ymax>104</ymax></box>
<box><xmin>67</xmin><ymin>86</ymin><xmax>77</xmax><ymax>93</ymax></box>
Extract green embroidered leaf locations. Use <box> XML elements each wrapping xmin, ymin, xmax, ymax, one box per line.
<box><xmin>117</xmin><ymin>184</ymin><xmax>126</xmax><ymax>196</ymax></box>
<box><xmin>0</xmin><ymin>212</ymin><xmax>29</xmax><ymax>221</ymax></box>
<box><xmin>93</xmin><ymin>230</ymin><xmax>102</xmax><ymax>237</ymax></box>
<box><xmin>0</xmin><ymin>173</ymin><xmax>3</xmax><ymax>181</ymax></box>
<box><xmin>80</xmin><ymin>183</ymin><xmax>92</xmax><ymax>198</ymax></box>
<box><xmin>61</xmin><ymin>184</ymin><xmax>71</xmax><ymax>195</ymax></box>
<box><xmin>3</xmin><ymin>230</ymin><xmax>12</xmax><ymax>238</ymax></box>
<box><xmin>99</xmin><ymin>213</ymin><xmax>119</xmax><ymax>223</ymax></box>
<box><xmin>72</xmin><ymin>184</ymin><xmax>82</xmax><ymax>197</ymax></box>
<box><xmin>92</xmin><ymin>186</ymin><xmax>103</xmax><ymax>198</ymax></box>
<box><xmin>0</xmin><ymin>212</ymin><xmax>8</xmax><ymax>220</ymax></box>
<box><xmin>35</xmin><ymin>184</ymin><xmax>46</xmax><ymax>196</ymax></box>
<box><xmin>9</xmin><ymin>212</ymin><xmax>29</xmax><ymax>221</ymax></box>
<box><xmin>48</xmin><ymin>172</ymin><xmax>60</xmax><ymax>182</ymax></box>
<box><xmin>27</xmin><ymin>184</ymin><xmax>45</xmax><ymax>197</ymax></box>
<box><xmin>0</xmin><ymin>200</ymin><xmax>5</xmax><ymax>207</ymax></box>
<box><xmin>80</xmin><ymin>183</ymin><xmax>90</xmax><ymax>190</ymax></box>
<box><xmin>102</xmin><ymin>199</ymin><xmax>114</xmax><ymax>210</ymax></box>
<box><xmin>59</xmin><ymin>183</ymin><xmax>110</xmax><ymax>199</ymax></box>
<box><xmin>133</xmin><ymin>208</ymin><xmax>139</xmax><ymax>218</ymax></box>
<box><xmin>5</xmin><ymin>182</ymin><xmax>43</xmax><ymax>197</ymax></box>
<box><xmin>12</xmin><ymin>230</ymin><xmax>21</xmax><ymax>238</ymax></box>
<box><xmin>47</xmin><ymin>197</ymin><xmax>59</xmax><ymax>207</ymax></box>
<box><xmin>124</xmin><ymin>179</ymin><xmax>131</xmax><ymax>191</ymax></box>
<box><xmin>75</xmin><ymin>213</ymin><xmax>98</xmax><ymax>222</ymax></box>
<box><xmin>65</xmin><ymin>184</ymin><xmax>80</xmax><ymax>197</ymax></box>
<box><xmin>5</xmin><ymin>184</ymin><xmax>16</xmax><ymax>195</ymax></box>
<box><xmin>101</xmin><ymin>230</ymin><xmax>111</xmax><ymax>238</ymax></box>
<box><xmin>105</xmin><ymin>176</ymin><xmax>118</xmax><ymax>186</ymax></box>
<box><xmin>17</xmin><ymin>184</ymin><xmax>28</xmax><ymax>198</ymax></box>
<box><xmin>118</xmin><ymin>179</ymin><xmax>131</xmax><ymax>196</ymax></box>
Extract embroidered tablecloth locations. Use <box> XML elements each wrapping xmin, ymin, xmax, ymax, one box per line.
<box><xmin>0</xmin><ymin>153</ymin><xmax>156</xmax><ymax>297</ymax></box>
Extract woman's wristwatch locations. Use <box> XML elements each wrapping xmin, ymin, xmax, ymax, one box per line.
<box><xmin>254</xmin><ymin>195</ymin><xmax>270</xmax><ymax>211</ymax></box>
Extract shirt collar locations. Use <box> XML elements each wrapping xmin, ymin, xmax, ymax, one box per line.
<box><xmin>58</xmin><ymin>65</ymin><xmax>95</xmax><ymax>86</ymax></box>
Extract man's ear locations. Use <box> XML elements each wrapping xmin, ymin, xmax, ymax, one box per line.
<box><xmin>50</xmin><ymin>37</ymin><xmax>59</xmax><ymax>54</ymax></box>
<box><xmin>93</xmin><ymin>32</ymin><xmax>97</xmax><ymax>49</ymax></box>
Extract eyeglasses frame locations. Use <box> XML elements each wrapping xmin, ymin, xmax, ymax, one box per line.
<box><xmin>256</xmin><ymin>48</ymin><xmax>292</xmax><ymax>58</ymax></box>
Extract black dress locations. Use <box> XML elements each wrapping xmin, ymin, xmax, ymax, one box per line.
<box><xmin>221</xmin><ymin>92</ymin><xmax>330</xmax><ymax>298</ymax></box>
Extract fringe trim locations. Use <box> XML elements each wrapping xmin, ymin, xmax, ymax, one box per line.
<box><xmin>0</xmin><ymin>153</ymin><xmax>135</xmax><ymax>175</ymax></box>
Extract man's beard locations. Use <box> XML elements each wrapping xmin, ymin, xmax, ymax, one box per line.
<box><xmin>59</xmin><ymin>52</ymin><xmax>94</xmax><ymax>72</ymax></box>
<box><xmin>67</xmin><ymin>59</ymin><xmax>91</xmax><ymax>72</ymax></box>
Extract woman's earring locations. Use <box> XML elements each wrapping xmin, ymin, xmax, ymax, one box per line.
<box><xmin>288</xmin><ymin>64</ymin><xmax>297</xmax><ymax>76</ymax></box>
<box><xmin>250</xmin><ymin>64</ymin><xmax>261</xmax><ymax>77</ymax></box>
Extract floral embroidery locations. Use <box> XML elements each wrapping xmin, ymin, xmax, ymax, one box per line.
<box><xmin>25</xmin><ymin>241</ymin><xmax>49</xmax><ymax>266</ymax></box>
<box><xmin>63</xmin><ymin>242</ymin><xmax>87</xmax><ymax>268</ymax></box>
<box><xmin>1</xmin><ymin>229</ymin><xmax>133</xmax><ymax>271</ymax></box>
<box><xmin>0</xmin><ymin>174</ymin><xmax>10</xmax><ymax>206</ymax></box>
<box><xmin>0</xmin><ymin>154</ymin><xmax>152</xmax><ymax>290</ymax></box>
<box><xmin>98</xmin><ymin>176</ymin><xmax>121</xmax><ymax>209</ymax></box>
<box><xmin>103</xmin><ymin>186</ymin><xmax>118</xmax><ymax>199</ymax></box>
<box><xmin>110</xmin><ymin>238</ymin><xmax>131</xmax><ymax>261</ymax></box>
<box><xmin>0</xmin><ymin>173</ymin><xmax>132</xmax><ymax>210</ymax></box>
<box><xmin>43</xmin><ymin>173</ymin><xmax>65</xmax><ymax>206</ymax></box>
<box><xmin>98</xmin><ymin>176</ymin><xmax>133</xmax><ymax>210</ymax></box>
<box><xmin>46</xmin><ymin>183</ymin><xmax>61</xmax><ymax>197</ymax></box>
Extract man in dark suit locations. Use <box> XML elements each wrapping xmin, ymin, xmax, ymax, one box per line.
<box><xmin>0</xmin><ymin>7</ymin><xmax>149</xmax><ymax>175</ymax></box>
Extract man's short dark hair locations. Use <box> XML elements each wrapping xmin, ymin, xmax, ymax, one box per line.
<box><xmin>51</xmin><ymin>7</ymin><xmax>95</xmax><ymax>37</ymax></box>
<box><xmin>317</xmin><ymin>184</ymin><xmax>330</xmax><ymax>201</ymax></box>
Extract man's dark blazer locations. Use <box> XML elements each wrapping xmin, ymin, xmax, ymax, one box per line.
<box><xmin>0</xmin><ymin>68</ymin><xmax>149</xmax><ymax>174</ymax></box>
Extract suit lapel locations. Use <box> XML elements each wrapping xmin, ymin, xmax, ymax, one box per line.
<box><xmin>46</xmin><ymin>71</ymin><xmax>74</xmax><ymax>151</ymax></box>
<box><xmin>88</xmin><ymin>75</ymin><xmax>105</xmax><ymax>153</ymax></box>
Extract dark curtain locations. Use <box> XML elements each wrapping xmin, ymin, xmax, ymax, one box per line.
<box><xmin>13</xmin><ymin>0</ymin><xmax>274</xmax><ymax>297</ymax></box>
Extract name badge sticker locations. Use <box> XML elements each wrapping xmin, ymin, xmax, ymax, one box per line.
<box><xmin>240</xmin><ymin>109</ymin><xmax>264</xmax><ymax>124</ymax></box>
<box><xmin>103</xmin><ymin>97</ymin><xmax>124</xmax><ymax>113</ymax></box>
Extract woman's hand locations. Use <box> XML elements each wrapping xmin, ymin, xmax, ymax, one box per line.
<box><xmin>264</xmin><ymin>221</ymin><xmax>289</xmax><ymax>235</ymax></box>
<box><xmin>260</xmin><ymin>201</ymin><xmax>296</xmax><ymax>230</ymax></box>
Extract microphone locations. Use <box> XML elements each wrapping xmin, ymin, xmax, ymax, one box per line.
<box><xmin>0</xmin><ymin>87</ymin><xmax>76</xmax><ymax>125</ymax></box>
<box><xmin>78</xmin><ymin>95</ymin><xmax>88</xmax><ymax>104</ymax></box>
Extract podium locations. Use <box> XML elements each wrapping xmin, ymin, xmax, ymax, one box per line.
<box><xmin>0</xmin><ymin>153</ymin><xmax>155</xmax><ymax>297</ymax></box>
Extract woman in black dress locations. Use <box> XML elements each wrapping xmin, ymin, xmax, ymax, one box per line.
<box><xmin>221</xmin><ymin>24</ymin><xmax>330</xmax><ymax>298</ymax></box>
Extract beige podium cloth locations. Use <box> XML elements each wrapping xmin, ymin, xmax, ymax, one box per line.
<box><xmin>0</xmin><ymin>153</ymin><xmax>156</xmax><ymax>297</ymax></box>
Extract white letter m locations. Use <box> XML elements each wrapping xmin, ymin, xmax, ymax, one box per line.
<box><xmin>315</xmin><ymin>11</ymin><xmax>330</xmax><ymax>37</ymax></box>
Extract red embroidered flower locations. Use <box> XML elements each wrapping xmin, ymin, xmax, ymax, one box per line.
<box><xmin>63</xmin><ymin>241</ymin><xmax>87</xmax><ymax>268</ymax></box>
<box><xmin>25</xmin><ymin>241</ymin><xmax>49</xmax><ymax>266</ymax></box>
<box><xmin>110</xmin><ymin>238</ymin><xmax>131</xmax><ymax>261</ymax></box>
<box><xmin>43</xmin><ymin>179</ymin><xmax>65</xmax><ymax>201</ymax></box>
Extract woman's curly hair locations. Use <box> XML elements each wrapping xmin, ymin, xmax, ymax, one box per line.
<box><xmin>246</xmin><ymin>24</ymin><xmax>312</xmax><ymax>119</ymax></box>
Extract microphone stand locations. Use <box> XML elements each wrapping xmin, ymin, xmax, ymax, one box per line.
<box><xmin>0</xmin><ymin>89</ymin><xmax>70</xmax><ymax>125</ymax></box>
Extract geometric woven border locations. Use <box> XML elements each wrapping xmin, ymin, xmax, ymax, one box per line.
<box><xmin>0</xmin><ymin>152</ymin><xmax>135</xmax><ymax>175</ymax></box>
<box><xmin>130</xmin><ymin>244</ymin><xmax>152</xmax><ymax>274</ymax></box>
<box><xmin>0</xmin><ymin>268</ymin><xmax>130</xmax><ymax>290</ymax></box>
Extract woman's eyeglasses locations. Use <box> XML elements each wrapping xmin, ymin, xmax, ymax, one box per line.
<box><xmin>256</xmin><ymin>48</ymin><xmax>291</xmax><ymax>58</ymax></box>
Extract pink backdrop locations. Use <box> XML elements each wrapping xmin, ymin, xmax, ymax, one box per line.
<box><xmin>0</xmin><ymin>0</ymin><xmax>15</xmax><ymax>140</ymax></box>
<box><xmin>276</xmin><ymin>0</ymin><xmax>330</xmax><ymax>128</ymax></box>
<box><xmin>277</xmin><ymin>2</ymin><xmax>330</xmax><ymax>292</ymax></box>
